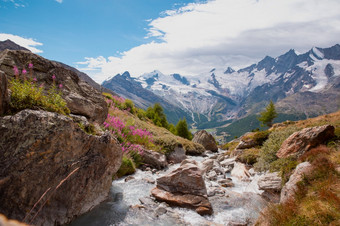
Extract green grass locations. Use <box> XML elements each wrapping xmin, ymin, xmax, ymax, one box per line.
<box><xmin>115</xmin><ymin>156</ymin><xmax>136</xmax><ymax>178</ymax></box>
<box><xmin>9</xmin><ymin>78</ymin><xmax>70</xmax><ymax>115</ymax></box>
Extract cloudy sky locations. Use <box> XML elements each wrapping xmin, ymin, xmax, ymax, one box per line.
<box><xmin>1</xmin><ymin>0</ymin><xmax>340</xmax><ymax>83</ymax></box>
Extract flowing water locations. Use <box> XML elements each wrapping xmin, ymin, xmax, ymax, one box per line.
<box><xmin>70</xmin><ymin>151</ymin><xmax>267</xmax><ymax>226</ymax></box>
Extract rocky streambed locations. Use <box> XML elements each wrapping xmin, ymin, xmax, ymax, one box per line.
<box><xmin>70</xmin><ymin>150</ymin><xmax>269</xmax><ymax>226</ymax></box>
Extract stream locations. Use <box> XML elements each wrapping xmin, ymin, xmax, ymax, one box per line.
<box><xmin>70</xmin><ymin>150</ymin><xmax>267</xmax><ymax>226</ymax></box>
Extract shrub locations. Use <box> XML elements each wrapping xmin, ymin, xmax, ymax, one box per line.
<box><xmin>254</xmin><ymin>126</ymin><xmax>299</xmax><ymax>171</ymax></box>
<box><xmin>123</xmin><ymin>99</ymin><xmax>135</xmax><ymax>113</ymax></box>
<box><xmin>9</xmin><ymin>77</ymin><xmax>70</xmax><ymax>115</ymax></box>
<box><xmin>78</xmin><ymin>122</ymin><xmax>96</xmax><ymax>135</ymax></box>
<box><xmin>237</xmin><ymin>148</ymin><xmax>260</xmax><ymax>165</ymax></box>
<box><xmin>116</xmin><ymin>156</ymin><xmax>136</xmax><ymax>178</ymax></box>
<box><xmin>269</xmin><ymin>157</ymin><xmax>298</xmax><ymax>184</ymax></box>
<box><xmin>253</xmin><ymin>130</ymin><xmax>271</xmax><ymax>145</ymax></box>
<box><xmin>221</xmin><ymin>141</ymin><xmax>238</xmax><ymax>151</ymax></box>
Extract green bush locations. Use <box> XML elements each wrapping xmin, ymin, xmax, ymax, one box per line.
<box><xmin>237</xmin><ymin>148</ymin><xmax>260</xmax><ymax>165</ymax></box>
<box><xmin>253</xmin><ymin>130</ymin><xmax>271</xmax><ymax>145</ymax></box>
<box><xmin>9</xmin><ymin>79</ymin><xmax>70</xmax><ymax>115</ymax></box>
<box><xmin>269</xmin><ymin>157</ymin><xmax>298</xmax><ymax>184</ymax></box>
<box><xmin>254</xmin><ymin>126</ymin><xmax>299</xmax><ymax>171</ymax></box>
<box><xmin>123</xmin><ymin>99</ymin><xmax>135</xmax><ymax>113</ymax></box>
<box><xmin>116</xmin><ymin>156</ymin><xmax>136</xmax><ymax>178</ymax></box>
<box><xmin>78</xmin><ymin>123</ymin><xmax>96</xmax><ymax>135</ymax></box>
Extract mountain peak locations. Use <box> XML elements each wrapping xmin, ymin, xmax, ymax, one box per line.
<box><xmin>122</xmin><ymin>71</ymin><xmax>131</xmax><ymax>78</ymax></box>
<box><xmin>0</xmin><ymin>39</ymin><xmax>30</xmax><ymax>52</ymax></box>
<box><xmin>224</xmin><ymin>67</ymin><xmax>235</xmax><ymax>74</ymax></box>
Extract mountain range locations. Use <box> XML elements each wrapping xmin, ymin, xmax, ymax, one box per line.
<box><xmin>102</xmin><ymin>44</ymin><xmax>340</xmax><ymax>136</ymax></box>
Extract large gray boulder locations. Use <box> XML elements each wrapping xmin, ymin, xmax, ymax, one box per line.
<box><xmin>258</xmin><ymin>172</ymin><xmax>282</xmax><ymax>203</ymax></box>
<box><xmin>192</xmin><ymin>130</ymin><xmax>218</xmax><ymax>152</ymax></box>
<box><xmin>151</xmin><ymin>160</ymin><xmax>213</xmax><ymax>215</ymax></box>
<box><xmin>142</xmin><ymin>149</ymin><xmax>168</xmax><ymax>170</ymax></box>
<box><xmin>0</xmin><ymin>110</ymin><xmax>122</xmax><ymax>225</ymax></box>
<box><xmin>0</xmin><ymin>50</ymin><xmax>108</xmax><ymax>124</ymax></box>
<box><xmin>276</xmin><ymin>125</ymin><xmax>335</xmax><ymax>158</ymax></box>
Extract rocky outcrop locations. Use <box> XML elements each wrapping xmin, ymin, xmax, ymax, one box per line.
<box><xmin>0</xmin><ymin>50</ymin><xmax>108</xmax><ymax>124</ymax></box>
<box><xmin>258</xmin><ymin>172</ymin><xmax>282</xmax><ymax>203</ymax></box>
<box><xmin>192</xmin><ymin>130</ymin><xmax>218</xmax><ymax>152</ymax></box>
<box><xmin>151</xmin><ymin>160</ymin><xmax>213</xmax><ymax>215</ymax></box>
<box><xmin>0</xmin><ymin>71</ymin><xmax>9</xmax><ymax>115</ymax></box>
<box><xmin>231</xmin><ymin>162</ymin><xmax>251</xmax><ymax>181</ymax></box>
<box><xmin>276</xmin><ymin>125</ymin><xmax>335</xmax><ymax>158</ymax></box>
<box><xmin>142</xmin><ymin>149</ymin><xmax>168</xmax><ymax>170</ymax></box>
<box><xmin>280</xmin><ymin>162</ymin><xmax>313</xmax><ymax>203</ymax></box>
<box><xmin>236</xmin><ymin>132</ymin><xmax>258</xmax><ymax>149</ymax></box>
<box><xmin>0</xmin><ymin>110</ymin><xmax>122</xmax><ymax>225</ymax></box>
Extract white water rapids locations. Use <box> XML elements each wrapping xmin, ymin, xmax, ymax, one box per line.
<box><xmin>69</xmin><ymin>150</ymin><xmax>267</xmax><ymax>226</ymax></box>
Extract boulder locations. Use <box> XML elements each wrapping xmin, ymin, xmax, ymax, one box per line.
<box><xmin>0</xmin><ymin>71</ymin><xmax>9</xmax><ymax>115</ymax></box>
<box><xmin>258</xmin><ymin>172</ymin><xmax>282</xmax><ymax>203</ymax></box>
<box><xmin>192</xmin><ymin>130</ymin><xmax>218</xmax><ymax>152</ymax></box>
<box><xmin>280</xmin><ymin>162</ymin><xmax>313</xmax><ymax>203</ymax></box>
<box><xmin>276</xmin><ymin>125</ymin><xmax>335</xmax><ymax>158</ymax></box>
<box><xmin>258</xmin><ymin>172</ymin><xmax>282</xmax><ymax>192</ymax></box>
<box><xmin>151</xmin><ymin>160</ymin><xmax>213</xmax><ymax>215</ymax></box>
<box><xmin>201</xmin><ymin>159</ymin><xmax>215</xmax><ymax>174</ymax></box>
<box><xmin>0</xmin><ymin>50</ymin><xmax>108</xmax><ymax>124</ymax></box>
<box><xmin>166</xmin><ymin>144</ymin><xmax>187</xmax><ymax>164</ymax></box>
<box><xmin>231</xmin><ymin>162</ymin><xmax>251</xmax><ymax>180</ymax></box>
<box><xmin>141</xmin><ymin>149</ymin><xmax>168</xmax><ymax>170</ymax></box>
<box><xmin>0</xmin><ymin>110</ymin><xmax>122</xmax><ymax>225</ymax></box>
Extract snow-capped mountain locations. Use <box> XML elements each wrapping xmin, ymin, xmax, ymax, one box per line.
<box><xmin>102</xmin><ymin>44</ymin><xmax>340</xmax><ymax>127</ymax></box>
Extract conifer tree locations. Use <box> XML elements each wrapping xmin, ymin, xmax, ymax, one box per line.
<box><xmin>258</xmin><ymin>101</ymin><xmax>278</xmax><ymax>127</ymax></box>
<box><xmin>176</xmin><ymin>118</ymin><xmax>192</xmax><ymax>140</ymax></box>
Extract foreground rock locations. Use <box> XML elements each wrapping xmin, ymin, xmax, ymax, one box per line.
<box><xmin>0</xmin><ymin>50</ymin><xmax>108</xmax><ymax>124</ymax></box>
<box><xmin>192</xmin><ymin>130</ymin><xmax>218</xmax><ymax>152</ymax></box>
<box><xmin>151</xmin><ymin>160</ymin><xmax>213</xmax><ymax>215</ymax></box>
<box><xmin>276</xmin><ymin>125</ymin><xmax>335</xmax><ymax>158</ymax></box>
<box><xmin>166</xmin><ymin>144</ymin><xmax>187</xmax><ymax>163</ymax></box>
<box><xmin>0</xmin><ymin>110</ymin><xmax>122</xmax><ymax>225</ymax></box>
<box><xmin>0</xmin><ymin>71</ymin><xmax>9</xmax><ymax>115</ymax></box>
<box><xmin>258</xmin><ymin>172</ymin><xmax>282</xmax><ymax>203</ymax></box>
<box><xmin>280</xmin><ymin>162</ymin><xmax>313</xmax><ymax>203</ymax></box>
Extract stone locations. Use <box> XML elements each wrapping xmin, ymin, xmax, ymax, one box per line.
<box><xmin>0</xmin><ymin>50</ymin><xmax>108</xmax><ymax>124</ymax></box>
<box><xmin>231</xmin><ymin>162</ymin><xmax>251</xmax><ymax>180</ymax></box>
<box><xmin>124</xmin><ymin>176</ymin><xmax>135</xmax><ymax>182</ymax></box>
<box><xmin>218</xmin><ymin>178</ymin><xmax>234</xmax><ymax>188</ymax></box>
<box><xmin>141</xmin><ymin>149</ymin><xmax>168</xmax><ymax>170</ymax></box>
<box><xmin>0</xmin><ymin>110</ymin><xmax>122</xmax><ymax>225</ymax></box>
<box><xmin>277</xmin><ymin>125</ymin><xmax>335</xmax><ymax>158</ymax></box>
<box><xmin>0</xmin><ymin>71</ymin><xmax>9</xmax><ymax>115</ymax></box>
<box><xmin>201</xmin><ymin>159</ymin><xmax>215</xmax><ymax>173</ymax></box>
<box><xmin>151</xmin><ymin>188</ymin><xmax>213</xmax><ymax>216</ymax></box>
<box><xmin>155</xmin><ymin>206</ymin><xmax>167</xmax><ymax>216</ymax></box>
<box><xmin>139</xmin><ymin>197</ymin><xmax>156</xmax><ymax>206</ymax></box>
<box><xmin>206</xmin><ymin>171</ymin><xmax>218</xmax><ymax>180</ymax></box>
<box><xmin>192</xmin><ymin>130</ymin><xmax>218</xmax><ymax>152</ymax></box>
<box><xmin>166</xmin><ymin>144</ymin><xmax>187</xmax><ymax>164</ymax></box>
<box><xmin>258</xmin><ymin>172</ymin><xmax>282</xmax><ymax>192</ymax></box>
<box><xmin>152</xmin><ymin>160</ymin><xmax>213</xmax><ymax>215</ymax></box>
<box><xmin>280</xmin><ymin>162</ymin><xmax>313</xmax><ymax>203</ymax></box>
<box><xmin>220</xmin><ymin>157</ymin><xmax>236</xmax><ymax>168</ymax></box>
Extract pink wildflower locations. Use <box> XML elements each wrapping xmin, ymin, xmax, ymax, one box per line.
<box><xmin>33</xmin><ymin>77</ymin><xmax>37</xmax><ymax>82</ymax></box>
<box><xmin>13</xmin><ymin>66</ymin><xmax>19</xmax><ymax>75</ymax></box>
<box><xmin>52</xmin><ymin>75</ymin><xmax>56</xmax><ymax>80</ymax></box>
<box><xmin>59</xmin><ymin>84</ymin><xmax>63</xmax><ymax>89</ymax></box>
<box><xmin>28</xmin><ymin>63</ymin><xmax>33</xmax><ymax>69</ymax></box>
<box><xmin>22</xmin><ymin>69</ymin><xmax>27</xmax><ymax>74</ymax></box>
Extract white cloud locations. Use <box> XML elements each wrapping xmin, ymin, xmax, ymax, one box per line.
<box><xmin>55</xmin><ymin>0</ymin><xmax>63</xmax><ymax>3</ymax></box>
<box><xmin>0</xmin><ymin>33</ymin><xmax>43</xmax><ymax>53</ymax></box>
<box><xmin>77</xmin><ymin>0</ymin><xmax>340</xmax><ymax>83</ymax></box>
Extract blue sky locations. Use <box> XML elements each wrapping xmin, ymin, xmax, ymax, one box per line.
<box><xmin>1</xmin><ymin>0</ymin><xmax>340</xmax><ymax>83</ymax></box>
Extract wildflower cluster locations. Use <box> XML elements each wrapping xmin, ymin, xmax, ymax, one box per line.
<box><xmin>8</xmin><ymin>63</ymin><xmax>70</xmax><ymax>115</ymax></box>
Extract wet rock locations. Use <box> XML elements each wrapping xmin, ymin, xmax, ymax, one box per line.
<box><xmin>151</xmin><ymin>160</ymin><xmax>213</xmax><ymax>215</ymax></box>
<box><xmin>280</xmin><ymin>162</ymin><xmax>313</xmax><ymax>203</ymax></box>
<box><xmin>155</xmin><ymin>206</ymin><xmax>167</xmax><ymax>216</ymax></box>
<box><xmin>142</xmin><ymin>177</ymin><xmax>156</xmax><ymax>184</ymax></box>
<box><xmin>0</xmin><ymin>50</ymin><xmax>108</xmax><ymax>124</ymax></box>
<box><xmin>218</xmin><ymin>178</ymin><xmax>234</xmax><ymax>188</ymax></box>
<box><xmin>166</xmin><ymin>144</ymin><xmax>187</xmax><ymax>164</ymax></box>
<box><xmin>206</xmin><ymin>171</ymin><xmax>218</xmax><ymax>180</ymax></box>
<box><xmin>192</xmin><ymin>130</ymin><xmax>218</xmax><ymax>152</ymax></box>
<box><xmin>0</xmin><ymin>110</ymin><xmax>122</xmax><ymax>225</ymax></box>
<box><xmin>142</xmin><ymin>149</ymin><xmax>168</xmax><ymax>170</ymax></box>
<box><xmin>231</xmin><ymin>162</ymin><xmax>251</xmax><ymax>180</ymax></box>
<box><xmin>277</xmin><ymin>125</ymin><xmax>335</xmax><ymax>158</ymax></box>
<box><xmin>139</xmin><ymin>197</ymin><xmax>156</xmax><ymax>206</ymax></box>
<box><xmin>220</xmin><ymin>157</ymin><xmax>236</xmax><ymax>168</ymax></box>
<box><xmin>0</xmin><ymin>71</ymin><xmax>9</xmax><ymax>115</ymax></box>
<box><xmin>124</xmin><ymin>176</ymin><xmax>135</xmax><ymax>182</ymax></box>
<box><xmin>258</xmin><ymin>172</ymin><xmax>282</xmax><ymax>192</ymax></box>
<box><xmin>201</xmin><ymin>159</ymin><xmax>215</xmax><ymax>173</ymax></box>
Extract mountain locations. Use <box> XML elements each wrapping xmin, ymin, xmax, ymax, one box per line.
<box><xmin>104</xmin><ymin>44</ymin><xmax>340</xmax><ymax>132</ymax></box>
<box><xmin>0</xmin><ymin>39</ymin><xmax>30</xmax><ymax>52</ymax></box>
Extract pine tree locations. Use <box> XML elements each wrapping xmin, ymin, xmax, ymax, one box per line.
<box><xmin>176</xmin><ymin>118</ymin><xmax>192</xmax><ymax>140</ymax></box>
<box><xmin>258</xmin><ymin>101</ymin><xmax>278</xmax><ymax>127</ymax></box>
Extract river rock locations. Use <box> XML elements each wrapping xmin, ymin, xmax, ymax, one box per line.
<box><xmin>201</xmin><ymin>159</ymin><xmax>215</xmax><ymax>173</ymax></box>
<box><xmin>0</xmin><ymin>50</ymin><xmax>108</xmax><ymax>124</ymax></box>
<box><xmin>151</xmin><ymin>160</ymin><xmax>213</xmax><ymax>215</ymax></box>
<box><xmin>192</xmin><ymin>130</ymin><xmax>218</xmax><ymax>152</ymax></box>
<box><xmin>0</xmin><ymin>71</ymin><xmax>9</xmax><ymax>115</ymax></box>
<box><xmin>166</xmin><ymin>144</ymin><xmax>187</xmax><ymax>164</ymax></box>
<box><xmin>258</xmin><ymin>172</ymin><xmax>282</xmax><ymax>192</ymax></box>
<box><xmin>231</xmin><ymin>162</ymin><xmax>251</xmax><ymax>180</ymax></box>
<box><xmin>276</xmin><ymin>125</ymin><xmax>335</xmax><ymax>158</ymax></box>
<box><xmin>0</xmin><ymin>109</ymin><xmax>122</xmax><ymax>225</ymax></box>
<box><xmin>142</xmin><ymin>149</ymin><xmax>168</xmax><ymax>170</ymax></box>
<box><xmin>280</xmin><ymin>162</ymin><xmax>313</xmax><ymax>203</ymax></box>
